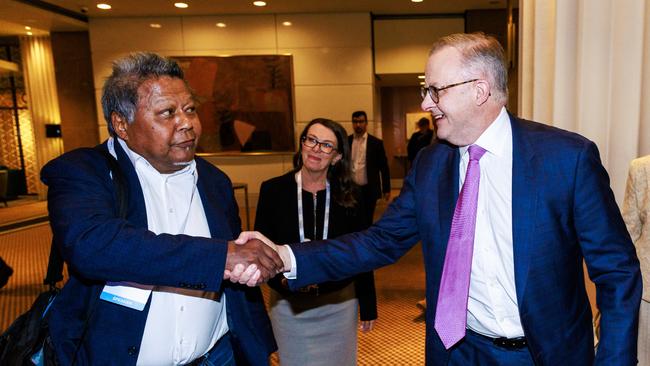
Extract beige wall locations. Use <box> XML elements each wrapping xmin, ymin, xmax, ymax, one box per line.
<box><xmin>88</xmin><ymin>13</ymin><xmax>377</xmax><ymax>194</ymax></box>
<box><xmin>373</xmin><ymin>17</ymin><xmax>464</xmax><ymax>74</ymax></box>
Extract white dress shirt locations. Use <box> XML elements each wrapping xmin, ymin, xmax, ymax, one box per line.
<box><xmin>109</xmin><ymin>138</ymin><xmax>229</xmax><ymax>366</ymax></box>
<box><xmin>351</xmin><ymin>132</ymin><xmax>368</xmax><ymax>185</ymax></box>
<box><xmin>461</xmin><ymin>107</ymin><xmax>524</xmax><ymax>338</ymax></box>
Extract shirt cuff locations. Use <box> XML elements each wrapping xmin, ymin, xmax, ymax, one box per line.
<box><xmin>282</xmin><ymin>245</ymin><xmax>297</xmax><ymax>279</ymax></box>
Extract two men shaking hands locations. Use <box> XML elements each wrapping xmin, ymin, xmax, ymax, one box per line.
<box><xmin>225</xmin><ymin>232</ymin><xmax>291</xmax><ymax>286</ymax></box>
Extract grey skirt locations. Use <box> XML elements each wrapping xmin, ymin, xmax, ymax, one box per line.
<box><xmin>269</xmin><ymin>283</ymin><xmax>358</xmax><ymax>366</ymax></box>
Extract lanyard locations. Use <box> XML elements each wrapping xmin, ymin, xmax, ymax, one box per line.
<box><xmin>296</xmin><ymin>171</ymin><xmax>330</xmax><ymax>243</ymax></box>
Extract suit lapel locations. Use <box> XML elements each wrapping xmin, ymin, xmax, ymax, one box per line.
<box><xmin>195</xmin><ymin>161</ymin><xmax>233</xmax><ymax>239</ymax></box>
<box><xmin>111</xmin><ymin>140</ymin><xmax>148</xmax><ymax>228</ymax></box>
<box><xmin>437</xmin><ymin>145</ymin><xmax>460</xmax><ymax>264</ymax></box>
<box><xmin>510</xmin><ymin>115</ymin><xmax>537</xmax><ymax>304</ymax></box>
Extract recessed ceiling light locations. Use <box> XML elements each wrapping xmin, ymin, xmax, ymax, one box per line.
<box><xmin>97</xmin><ymin>3</ymin><xmax>112</xmax><ymax>10</ymax></box>
<box><xmin>418</xmin><ymin>75</ymin><xmax>425</xmax><ymax>79</ymax></box>
<box><xmin>216</xmin><ymin>22</ymin><xmax>227</xmax><ymax>28</ymax></box>
<box><xmin>174</xmin><ymin>2</ymin><xmax>189</xmax><ymax>8</ymax></box>
<box><xmin>411</xmin><ymin>0</ymin><xmax>424</xmax><ymax>2</ymax></box>
<box><xmin>253</xmin><ymin>1</ymin><xmax>266</xmax><ymax>6</ymax></box>
<box><xmin>26</xmin><ymin>31</ymin><xmax>33</xmax><ymax>36</ymax></box>
<box><xmin>282</xmin><ymin>21</ymin><xmax>292</xmax><ymax>26</ymax></box>
<box><xmin>150</xmin><ymin>23</ymin><xmax>162</xmax><ymax>28</ymax></box>
<box><xmin>24</xmin><ymin>26</ymin><xmax>31</xmax><ymax>30</ymax></box>
<box><xmin>419</xmin><ymin>81</ymin><xmax>426</xmax><ymax>85</ymax></box>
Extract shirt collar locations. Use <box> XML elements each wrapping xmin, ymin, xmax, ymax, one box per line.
<box><xmin>354</xmin><ymin>132</ymin><xmax>368</xmax><ymax>141</ymax></box>
<box><xmin>459</xmin><ymin>107</ymin><xmax>510</xmax><ymax>158</ymax></box>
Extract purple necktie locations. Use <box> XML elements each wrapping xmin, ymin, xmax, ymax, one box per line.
<box><xmin>434</xmin><ymin>144</ymin><xmax>487</xmax><ymax>349</ymax></box>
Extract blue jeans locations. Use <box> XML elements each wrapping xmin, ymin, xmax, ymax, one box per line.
<box><xmin>195</xmin><ymin>333</ymin><xmax>235</xmax><ymax>366</ymax></box>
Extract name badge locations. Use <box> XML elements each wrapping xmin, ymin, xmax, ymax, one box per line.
<box><xmin>100</xmin><ymin>282</ymin><xmax>152</xmax><ymax>311</ymax></box>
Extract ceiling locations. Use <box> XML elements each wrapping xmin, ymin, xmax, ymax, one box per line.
<box><xmin>0</xmin><ymin>0</ymin><xmax>515</xmax><ymax>86</ymax></box>
<box><xmin>1</xmin><ymin>0</ymin><xmax>512</xmax><ymax>36</ymax></box>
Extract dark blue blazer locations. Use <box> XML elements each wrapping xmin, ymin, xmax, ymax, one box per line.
<box><xmin>291</xmin><ymin>115</ymin><xmax>642</xmax><ymax>365</ymax></box>
<box><xmin>41</xmin><ymin>141</ymin><xmax>276</xmax><ymax>365</ymax></box>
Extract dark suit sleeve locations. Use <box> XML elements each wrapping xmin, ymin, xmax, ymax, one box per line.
<box><xmin>574</xmin><ymin>142</ymin><xmax>642</xmax><ymax>365</ymax></box>
<box><xmin>40</xmin><ymin>152</ymin><xmax>229</xmax><ymax>292</ymax></box>
<box><xmin>407</xmin><ymin>133</ymin><xmax>418</xmax><ymax>162</ymax></box>
<box><xmin>378</xmin><ymin>139</ymin><xmax>391</xmax><ymax>194</ymax></box>
<box><xmin>288</xmin><ymin>160</ymin><xmax>421</xmax><ymax>288</ymax></box>
<box><xmin>254</xmin><ymin>180</ymin><xmax>287</xmax><ymax>293</ymax></box>
<box><xmin>253</xmin><ymin>180</ymin><xmax>275</xmax><ymax>238</ymax></box>
<box><xmin>354</xmin><ymin>271</ymin><xmax>377</xmax><ymax>320</ymax></box>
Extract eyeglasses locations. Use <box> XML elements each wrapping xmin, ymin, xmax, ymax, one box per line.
<box><xmin>420</xmin><ymin>79</ymin><xmax>478</xmax><ymax>103</ymax></box>
<box><xmin>301</xmin><ymin>135</ymin><xmax>337</xmax><ymax>154</ymax></box>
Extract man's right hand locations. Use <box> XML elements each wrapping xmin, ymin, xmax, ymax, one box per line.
<box><xmin>225</xmin><ymin>239</ymin><xmax>284</xmax><ymax>286</ymax></box>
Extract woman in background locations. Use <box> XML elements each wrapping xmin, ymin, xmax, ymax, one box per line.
<box><xmin>255</xmin><ymin>118</ymin><xmax>377</xmax><ymax>366</ymax></box>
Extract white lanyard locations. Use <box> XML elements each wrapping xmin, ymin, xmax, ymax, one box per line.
<box><xmin>296</xmin><ymin>171</ymin><xmax>330</xmax><ymax>243</ymax></box>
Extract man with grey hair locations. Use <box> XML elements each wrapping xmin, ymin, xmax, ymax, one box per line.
<box><xmin>236</xmin><ymin>32</ymin><xmax>642</xmax><ymax>365</ymax></box>
<box><xmin>41</xmin><ymin>52</ymin><xmax>282</xmax><ymax>365</ymax></box>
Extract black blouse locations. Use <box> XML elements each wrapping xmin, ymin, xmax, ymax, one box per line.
<box><xmin>255</xmin><ymin>172</ymin><xmax>377</xmax><ymax>320</ymax></box>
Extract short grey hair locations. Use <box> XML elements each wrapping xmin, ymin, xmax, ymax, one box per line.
<box><xmin>101</xmin><ymin>52</ymin><xmax>185</xmax><ymax>137</ymax></box>
<box><xmin>429</xmin><ymin>32</ymin><xmax>508</xmax><ymax>104</ymax></box>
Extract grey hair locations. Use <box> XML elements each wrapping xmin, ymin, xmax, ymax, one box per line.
<box><xmin>101</xmin><ymin>52</ymin><xmax>185</xmax><ymax>137</ymax></box>
<box><xmin>429</xmin><ymin>32</ymin><xmax>508</xmax><ymax>104</ymax></box>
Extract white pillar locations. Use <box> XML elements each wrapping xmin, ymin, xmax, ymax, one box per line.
<box><xmin>519</xmin><ymin>0</ymin><xmax>650</xmax><ymax>203</ymax></box>
<box><xmin>20</xmin><ymin>35</ymin><xmax>63</xmax><ymax>199</ymax></box>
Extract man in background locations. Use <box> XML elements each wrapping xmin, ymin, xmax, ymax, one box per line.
<box><xmin>349</xmin><ymin>111</ymin><xmax>391</xmax><ymax>227</ymax></box>
<box><xmin>407</xmin><ymin>117</ymin><xmax>435</xmax><ymax>164</ymax></box>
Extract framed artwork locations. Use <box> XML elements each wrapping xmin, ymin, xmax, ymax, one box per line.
<box><xmin>174</xmin><ymin>55</ymin><xmax>295</xmax><ymax>153</ymax></box>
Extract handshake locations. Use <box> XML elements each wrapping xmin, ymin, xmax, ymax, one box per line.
<box><xmin>224</xmin><ymin>231</ymin><xmax>292</xmax><ymax>287</ymax></box>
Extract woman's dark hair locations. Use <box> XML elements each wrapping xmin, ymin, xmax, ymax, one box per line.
<box><xmin>293</xmin><ymin>118</ymin><xmax>358</xmax><ymax>208</ymax></box>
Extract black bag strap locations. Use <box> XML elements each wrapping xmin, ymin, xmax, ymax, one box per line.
<box><xmin>43</xmin><ymin>146</ymin><xmax>128</xmax><ymax>288</ymax></box>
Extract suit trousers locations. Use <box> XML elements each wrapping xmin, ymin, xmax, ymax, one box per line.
<box><xmin>448</xmin><ymin>330</ymin><xmax>535</xmax><ymax>366</ymax></box>
<box><xmin>359</xmin><ymin>184</ymin><xmax>378</xmax><ymax>229</ymax></box>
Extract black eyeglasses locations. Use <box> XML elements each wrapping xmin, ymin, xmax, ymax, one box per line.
<box><xmin>420</xmin><ymin>79</ymin><xmax>478</xmax><ymax>103</ymax></box>
<box><xmin>301</xmin><ymin>135</ymin><xmax>337</xmax><ymax>154</ymax></box>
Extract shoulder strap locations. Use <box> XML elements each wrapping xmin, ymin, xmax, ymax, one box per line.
<box><xmin>43</xmin><ymin>146</ymin><xmax>129</xmax><ymax>287</ymax></box>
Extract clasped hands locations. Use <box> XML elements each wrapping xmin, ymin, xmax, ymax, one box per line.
<box><xmin>224</xmin><ymin>231</ymin><xmax>291</xmax><ymax>287</ymax></box>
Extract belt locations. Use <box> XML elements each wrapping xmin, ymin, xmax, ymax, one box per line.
<box><xmin>468</xmin><ymin>329</ymin><xmax>528</xmax><ymax>350</ymax></box>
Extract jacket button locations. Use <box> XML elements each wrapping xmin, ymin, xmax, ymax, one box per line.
<box><xmin>199</xmin><ymin>284</ymin><xmax>206</xmax><ymax>289</ymax></box>
<box><xmin>127</xmin><ymin>346</ymin><xmax>137</xmax><ymax>355</ymax></box>
<box><xmin>179</xmin><ymin>282</ymin><xmax>187</xmax><ymax>288</ymax></box>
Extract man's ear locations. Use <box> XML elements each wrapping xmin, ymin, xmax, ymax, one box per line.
<box><xmin>475</xmin><ymin>79</ymin><xmax>491</xmax><ymax>106</ymax></box>
<box><xmin>111</xmin><ymin>113</ymin><xmax>129</xmax><ymax>140</ymax></box>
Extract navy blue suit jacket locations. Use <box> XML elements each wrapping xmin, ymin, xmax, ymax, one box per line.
<box><xmin>41</xmin><ymin>141</ymin><xmax>276</xmax><ymax>365</ymax></box>
<box><xmin>291</xmin><ymin>115</ymin><xmax>641</xmax><ymax>365</ymax></box>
